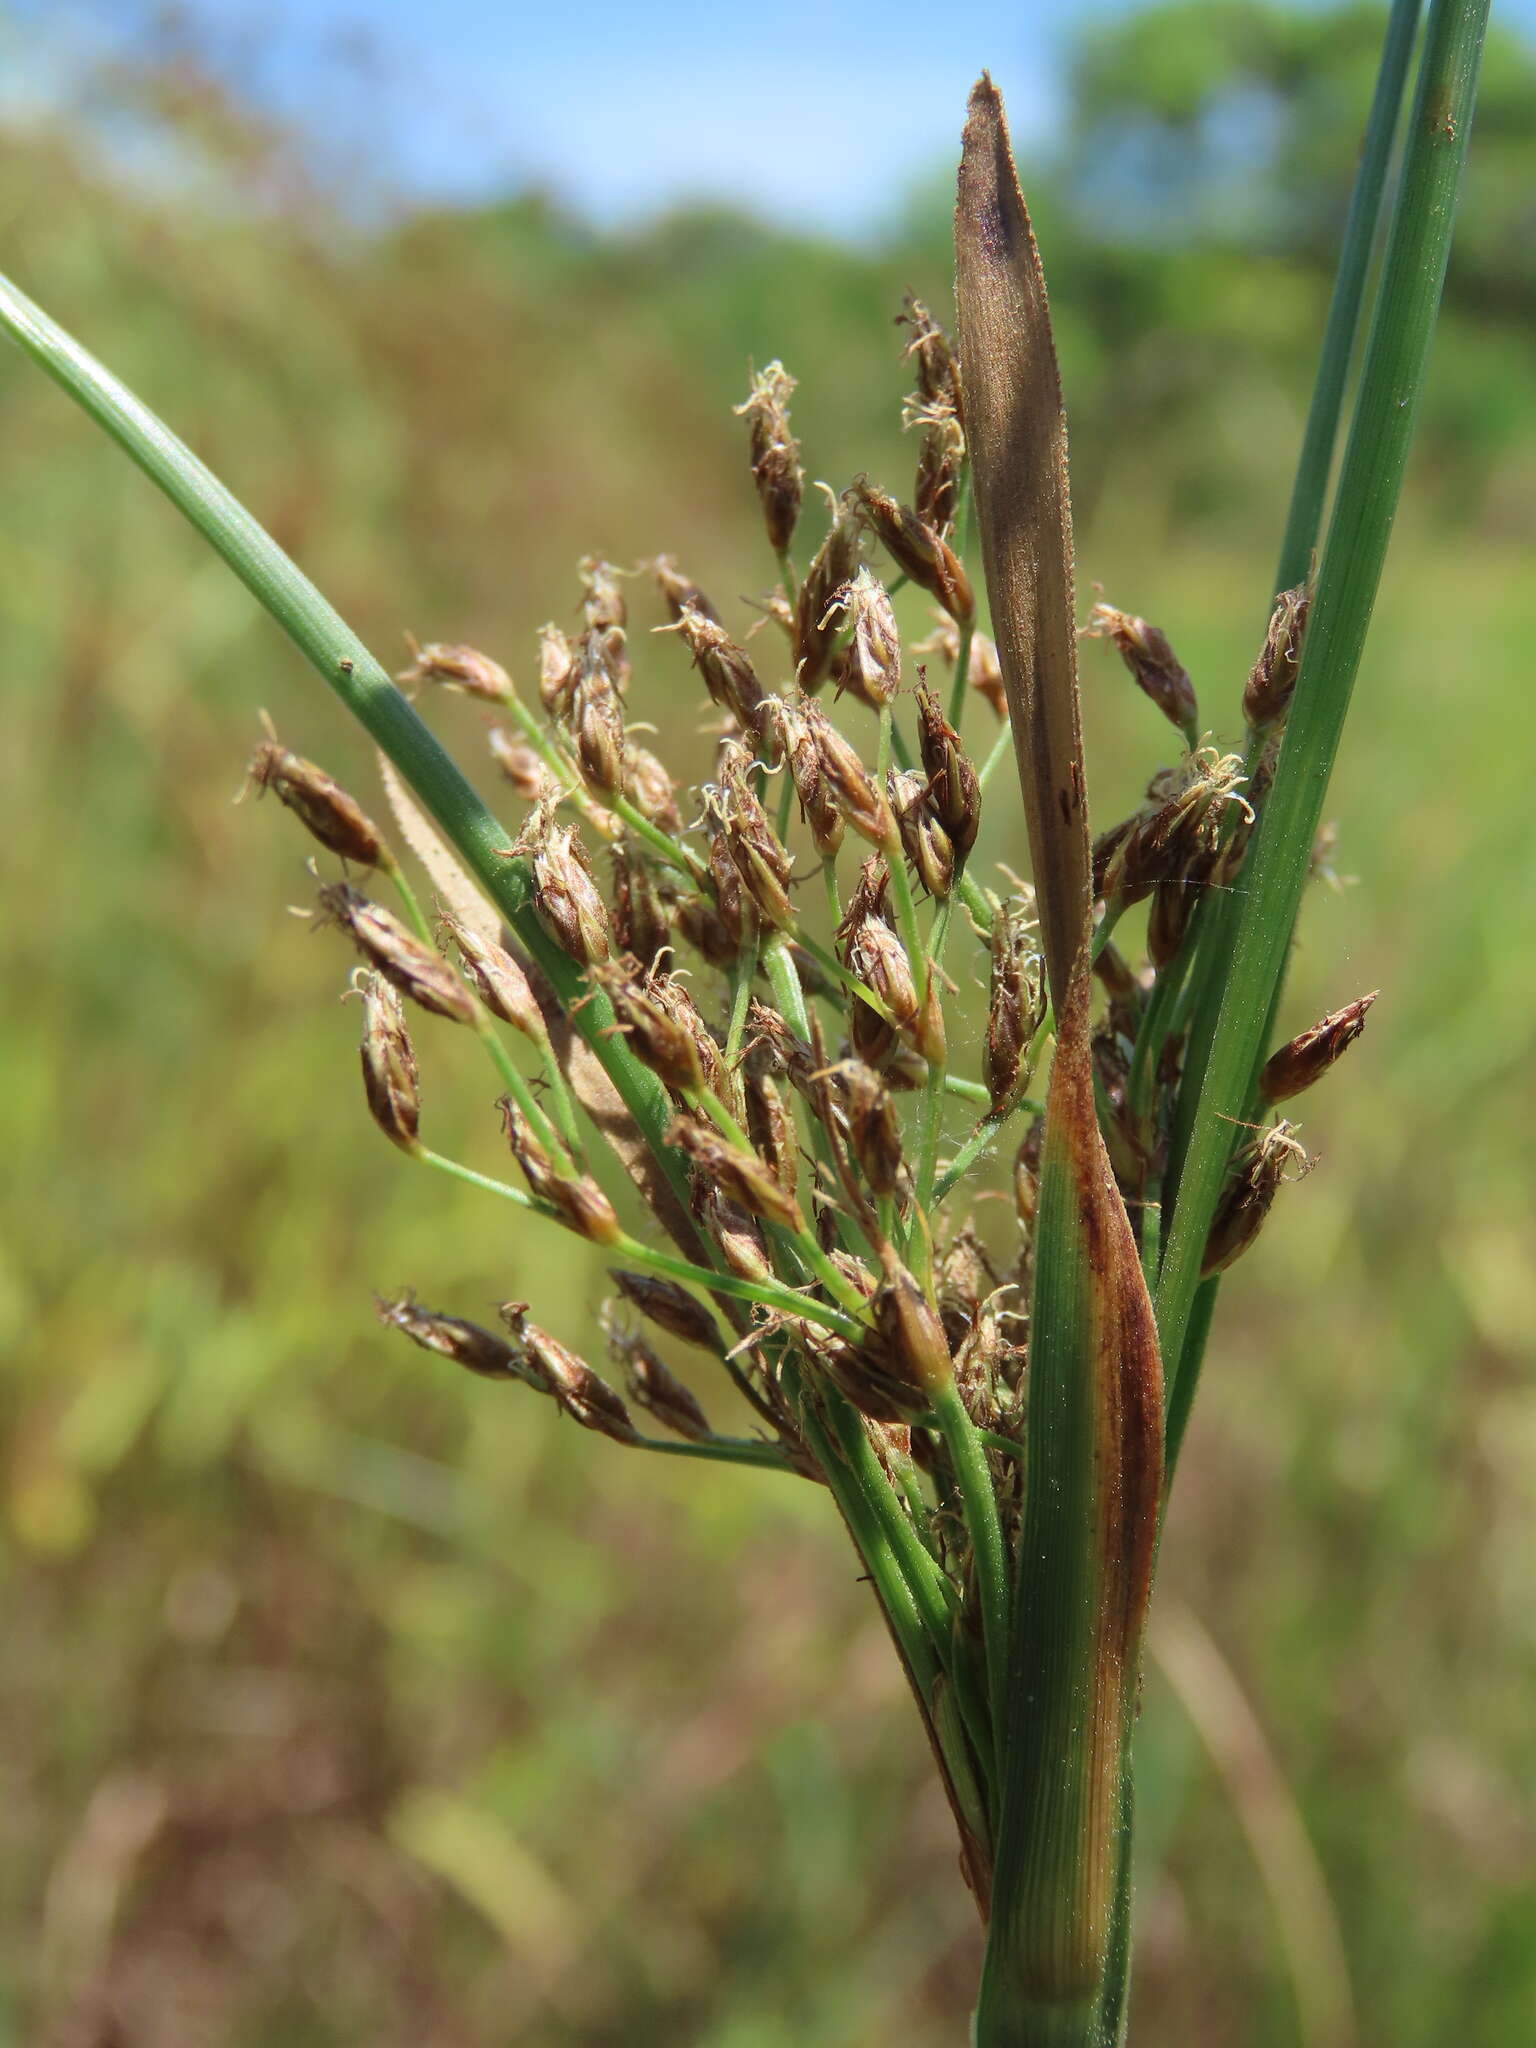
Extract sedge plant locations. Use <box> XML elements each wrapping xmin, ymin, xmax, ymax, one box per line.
<box><xmin>0</xmin><ymin>1</ymin><xmax>1489</xmax><ymax>2034</ymax></box>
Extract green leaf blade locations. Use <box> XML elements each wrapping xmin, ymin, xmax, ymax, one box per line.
<box><xmin>1155</xmin><ymin>0</ymin><xmax>1493</xmax><ymax>1445</ymax></box>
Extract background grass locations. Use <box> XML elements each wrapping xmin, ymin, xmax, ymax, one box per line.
<box><xmin>2</xmin><ymin>8</ymin><xmax>1534</xmax><ymax>2042</ymax></box>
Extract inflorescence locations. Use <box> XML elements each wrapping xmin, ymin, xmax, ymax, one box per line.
<box><xmin>248</xmin><ymin>291</ymin><xmax>1373</xmax><ymax>1673</ymax></box>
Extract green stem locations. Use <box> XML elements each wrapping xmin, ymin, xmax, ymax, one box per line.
<box><xmin>496</xmin><ymin>691</ymin><xmax>619</xmax><ymax>841</ymax></box>
<box><xmin>0</xmin><ymin>267</ymin><xmax>698</xmax><ymax>1231</ymax></box>
<box><xmin>976</xmin><ymin>716</ymin><xmax>1015</xmax><ymax>796</ymax></box>
<box><xmin>931</xmin><ymin>1101</ymin><xmax>1044</xmax><ymax>1208</ymax></box>
<box><xmin>1161</xmin><ymin>0</ymin><xmax>1426</xmax><ymax>1242</ymax></box>
<box><xmin>820</xmin><ymin>1388</ymin><xmax>956</xmax><ymax>1649</ymax></box>
<box><xmin>388</xmin><ymin>861</ymin><xmax>582</xmax><ymax>1168</ymax></box>
<box><xmin>474</xmin><ymin>1016</ymin><xmax>572</xmax><ymax>1166</ymax></box>
<box><xmin>794</xmin><ymin>928</ymin><xmax>900</xmax><ymax>1024</ymax></box>
<box><xmin>1273</xmin><ymin>0</ymin><xmax>1426</xmax><ymax>594</ymax></box>
<box><xmin>1154</xmin><ymin>0</ymin><xmax>1490</xmax><ymax>1416</ymax></box>
<box><xmin>724</xmin><ymin>925</ymin><xmax>759</xmax><ymax>1065</ymax></box>
<box><xmin>532</xmin><ymin>1029</ymin><xmax>588</xmax><ymax>1167</ymax></box>
<box><xmin>385</xmin><ymin>863</ymin><xmax>434</xmax><ymax>947</ymax></box>
<box><xmin>931</xmin><ymin>1382</ymin><xmax>1009</xmax><ymax>1745</ymax></box>
<box><xmin>957</xmin><ymin>868</ymin><xmax>994</xmax><ymax>936</ymax></box>
<box><xmin>945</xmin><ymin>469</ymin><xmax>978</xmax><ymax>729</ymax></box>
<box><xmin>1162</xmin><ymin>1277</ymin><xmax>1219</xmax><ymax>1490</ymax></box>
<box><xmin>775</xmin><ymin>759</ymin><xmax>796</xmax><ymax>841</ymax></box>
<box><xmin>821</xmin><ymin>856</ymin><xmax>842</xmax><ymax>933</ymax></box>
<box><xmin>946</xmin><ymin>616</ymin><xmax>977</xmax><ymax>734</ymax></box>
<box><xmin>1125</xmin><ymin>950</ymin><xmax>1188</xmax><ymax>1131</ymax></box>
<box><xmin>627</xmin><ymin>1433</ymin><xmax>796</xmax><ymax>1474</ymax></box>
<box><xmin>880</xmin><ymin>834</ymin><xmax>928</xmax><ymax>1003</ymax></box>
<box><xmin>418</xmin><ymin>1149</ymin><xmax>861</xmax><ymax>1340</ymax></box>
<box><xmin>783</xmin><ymin>1363</ymin><xmax>1000</xmax><ymax>1843</ymax></box>
<box><xmin>766</xmin><ymin>1222</ymin><xmax>871</xmax><ymax>1321</ymax></box>
<box><xmin>609</xmin><ymin>789</ymin><xmax>709</xmax><ymax>882</ymax></box>
<box><xmin>784</xmin><ymin>1362</ymin><xmax>944</xmax><ymax>1680</ymax></box>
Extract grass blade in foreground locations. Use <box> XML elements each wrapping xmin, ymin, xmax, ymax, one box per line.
<box><xmin>1156</xmin><ymin>0</ymin><xmax>1426</xmax><ymax>1471</ymax></box>
<box><xmin>1156</xmin><ymin>0</ymin><xmax>1491</xmax><ymax>1466</ymax></box>
<box><xmin>0</xmin><ymin>265</ymin><xmax>700</xmax><ymax>1225</ymax></box>
<box><xmin>1272</xmin><ymin>0</ymin><xmax>1425</xmax><ymax>595</ymax></box>
<box><xmin>957</xmin><ymin>77</ymin><xmax>1162</xmax><ymax>2044</ymax></box>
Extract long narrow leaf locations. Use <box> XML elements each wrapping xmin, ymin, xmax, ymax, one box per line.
<box><xmin>957</xmin><ymin>78</ymin><xmax>1163</xmax><ymax>2028</ymax></box>
<box><xmin>1155</xmin><ymin>0</ymin><xmax>1492</xmax><ymax>1457</ymax></box>
<box><xmin>0</xmin><ymin>265</ymin><xmax>693</xmax><ymax>1217</ymax></box>
<box><xmin>954</xmin><ymin>76</ymin><xmax>1089</xmax><ymax>1013</ymax></box>
<box><xmin>1158</xmin><ymin>0</ymin><xmax>1426</xmax><ymax>1479</ymax></box>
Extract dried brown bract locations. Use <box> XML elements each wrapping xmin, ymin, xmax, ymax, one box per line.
<box><xmin>537</xmin><ymin>623</ymin><xmax>576</xmax><ymax>716</ymax></box>
<box><xmin>871</xmin><ymin>1247</ymin><xmax>955</xmax><ymax>1402</ymax></box>
<box><xmin>569</xmin><ymin>629</ymin><xmax>627</xmax><ymax>797</ymax></box>
<box><xmin>769</xmin><ymin>694</ymin><xmax>845</xmax><ymax>858</ymax></box>
<box><xmin>804</xmin><ymin>698</ymin><xmax>897</xmax><ymax>849</ymax></box>
<box><xmin>608</xmin><ymin>846</ymin><xmax>672</xmax><ymax>972</ymax></box>
<box><xmin>890</xmin><ymin>768</ymin><xmax>956</xmax><ymax>899</ymax></box>
<box><xmin>593</xmin><ymin>956</ymin><xmax>727</xmax><ymax>1101</ymax></box>
<box><xmin>843</xmin><ymin>908</ymin><xmax>919</xmax><ymax>1030</ymax></box>
<box><xmin>613</xmin><ymin>1328</ymin><xmax>712</xmax><ymax>1441</ymax></box>
<box><xmin>488</xmin><ymin>726</ymin><xmax>559</xmax><ymax>803</ymax></box>
<box><xmin>503</xmin><ymin>1300</ymin><xmax>637</xmax><ymax>1442</ymax></box>
<box><xmin>829</xmin><ymin>1059</ymin><xmax>904</xmax><ymax>1197</ymax></box>
<box><xmin>706</xmin><ymin>740</ymin><xmax>795</xmax><ymax>931</ymax></box>
<box><xmin>899</xmin><ymin>294</ymin><xmax>963</xmax><ymax>417</ymax></box>
<box><xmin>907</xmin><ymin>395</ymin><xmax>966</xmax><ymax>538</ymax></box>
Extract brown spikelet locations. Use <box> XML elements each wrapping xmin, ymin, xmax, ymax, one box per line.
<box><xmin>735</xmin><ymin>362</ymin><xmax>804</xmax><ymax>555</ymax></box>
<box><xmin>354</xmin><ymin>973</ymin><xmax>422</xmax><ymax>1152</ymax></box>
<box><xmin>316</xmin><ymin>883</ymin><xmax>476</xmax><ymax>1025</ymax></box>
<box><xmin>247</xmin><ymin>728</ymin><xmax>390</xmax><ymax>870</ymax></box>
<box><xmin>1259</xmin><ymin>992</ymin><xmax>1378</xmax><ymax>1103</ymax></box>
<box><xmin>397</xmin><ymin>639</ymin><xmax>513</xmax><ymax>704</ymax></box>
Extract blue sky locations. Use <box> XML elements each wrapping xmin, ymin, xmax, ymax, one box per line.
<box><xmin>11</xmin><ymin>0</ymin><xmax>1536</xmax><ymax>234</ymax></box>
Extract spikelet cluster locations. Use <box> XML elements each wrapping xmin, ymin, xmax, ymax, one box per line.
<box><xmin>248</xmin><ymin>300</ymin><xmax>1373</xmax><ymax>1718</ymax></box>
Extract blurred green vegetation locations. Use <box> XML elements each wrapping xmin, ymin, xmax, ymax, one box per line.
<box><xmin>2</xmin><ymin>6</ymin><xmax>1533</xmax><ymax>2043</ymax></box>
